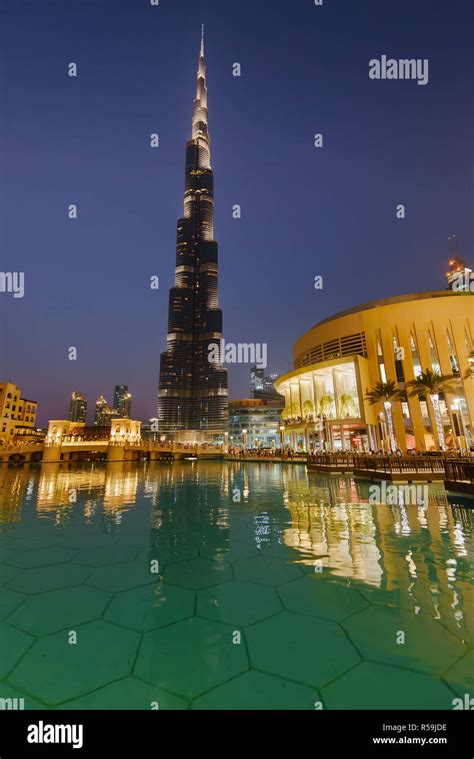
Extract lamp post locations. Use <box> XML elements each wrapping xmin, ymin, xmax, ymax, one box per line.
<box><xmin>451</xmin><ymin>399</ymin><xmax>467</xmax><ymax>452</ymax></box>
<box><xmin>378</xmin><ymin>412</ymin><xmax>387</xmax><ymax>453</ymax></box>
<box><xmin>242</xmin><ymin>428</ymin><xmax>248</xmax><ymax>451</ymax></box>
<box><xmin>317</xmin><ymin>413</ymin><xmax>329</xmax><ymax>451</ymax></box>
<box><xmin>279</xmin><ymin>425</ymin><xmax>285</xmax><ymax>454</ymax></box>
<box><xmin>323</xmin><ymin>414</ymin><xmax>330</xmax><ymax>451</ymax></box>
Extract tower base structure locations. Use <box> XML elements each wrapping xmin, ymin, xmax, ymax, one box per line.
<box><xmin>162</xmin><ymin>429</ymin><xmax>227</xmax><ymax>446</ymax></box>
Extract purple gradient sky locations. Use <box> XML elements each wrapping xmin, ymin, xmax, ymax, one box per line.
<box><xmin>0</xmin><ymin>0</ymin><xmax>472</xmax><ymax>425</ymax></box>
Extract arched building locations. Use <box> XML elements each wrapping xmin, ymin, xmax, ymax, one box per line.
<box><xmin>275</xmin><ymin>291</ymin><xmax>473</xmax><ymax>452</ymax></box>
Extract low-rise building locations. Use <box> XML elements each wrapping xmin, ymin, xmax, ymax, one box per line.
<box><xmin>0</xmin><ymin>382</ymin><xmax>38</xmax><ymax>441</ymax></box>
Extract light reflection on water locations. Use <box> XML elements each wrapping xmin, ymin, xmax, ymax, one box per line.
<box><xmin>0</xmin><ymin>460</ymin><xmax>472</xmax><ymax>642</ymax></box>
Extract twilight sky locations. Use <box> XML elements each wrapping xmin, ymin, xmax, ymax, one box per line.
<box><xmin>0</xmin><ymin>0</ymin><xmax>472</xmax><ymax>425</ymax></box>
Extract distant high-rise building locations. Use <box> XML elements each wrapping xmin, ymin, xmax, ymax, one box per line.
<box><xmin>94</xmin><ymin>395</ymin><xmax>114</xmax><ymax>426</ymax></box>
<box><xmin>157</xmin><ymin>30</ymin><xmax>228</xmax><ymax>441</ymax></box>
<box><xmin>69</xmin><ymin>392</ymin><xmax>87</xmax><ymax>423</ymax></box>
<box><xmin>250</xmin><ymin>367</ymin><xmax>281</xmax><ymax>401</ymax></box>
<box><xmin>113</xmin><ymin>385</ymin><xmax>132</xmax><ymax>418</ymax></box>
<box><xmin>446</xmin><ymin>236</ymin><xmax>472</xmax><ymax>291</ymax></box>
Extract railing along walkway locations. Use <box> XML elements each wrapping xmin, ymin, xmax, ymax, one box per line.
<box><xmin>308</xmin><ymin>453</ymin><xmax>474</xmax><ymax>480</ymax></box>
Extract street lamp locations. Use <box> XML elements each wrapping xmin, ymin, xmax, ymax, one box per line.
<box><xmin>242</xmin><ymin>429</ymin><xmax>248</xmax><ymax>450</ymax></box>
<box><xmin>279</xmin><ymin>425</ymin><xmax>285</xmax><ymax>453</ymax></box>
<box><xmin>378</xmin><ymin>412</ymin><xmax>387</xmax><ymax>453</ymax></box>
<box><xmin>451</xmin><ymin>399</ymin><xmax>468</xmax><ymax>452</ymax></box>
<box><xmin>322</xmin><ymin>414</ymin><xmax>329</xmax><ymax>452</ymax></box>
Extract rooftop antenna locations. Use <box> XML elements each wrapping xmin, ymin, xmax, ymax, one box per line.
<box><xmin>201</xmin><ymin>24</ymin><xmax>204</xmax><ymax>56</ymax></box>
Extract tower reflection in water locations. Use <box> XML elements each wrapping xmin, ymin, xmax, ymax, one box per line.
<box><xmin>0</xmin><ymin>461</ymin><xmax>471</xmax><ymax>643</ymax></box>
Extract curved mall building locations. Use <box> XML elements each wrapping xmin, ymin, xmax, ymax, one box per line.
<box><xmin>275</xmin><ymin>290</ymin><xmax>474</xmax><ymax>452</ymax></box>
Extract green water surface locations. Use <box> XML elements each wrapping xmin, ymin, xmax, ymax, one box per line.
<box><xmin>0</xmin><ymin>461</ymin><xmax>472</xmax><ymax>710</ymax></box>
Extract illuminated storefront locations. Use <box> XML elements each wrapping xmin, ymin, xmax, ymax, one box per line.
<box><xmin>275</xmin><ymin>290</ymin><xmax>473</xmax><ymax>452</ymax></box>
<box><xmin>276</xmin><ymin>356</ymin><xmax>377</xmax><ymax>452</ymax></box>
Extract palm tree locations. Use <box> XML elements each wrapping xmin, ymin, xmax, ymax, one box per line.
<box><xmin>302</xmin><ymin>399</ymin><xmax>314</xmax><ymax>418</ymax></box>
<box><xmin>339</xmin><ymin>393</ymin><xmax>356</xmax><ymax>418</ymax></box>
<box><xmin>319</xmin><ymin>395</ymin><xmax>334</xmax><ymax>417</ymax></box>
<box><xmin>281</xmin><ymin>407</ymin><xmax>290</xmax><ymax>422</ymax></box>
<box><xmin>406</xmin><ymin>369</ymin><xmax>457</xmax><ymax>450</ymax></box>
<box><xmin>291</xmin><ymin>402</ymin><xmax>300</xmax><ymax>419</ymax></box>
<box><xmin>464</xmin><ymin>350</ymin><xmax>474</xmax><ymax>380</ymax></box>
<box><xmin>365</xmin><ymin>380</ymin><xmax>405</xmax><ymax>453</ymax></box>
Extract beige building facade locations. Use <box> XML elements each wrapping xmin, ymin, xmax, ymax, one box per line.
<box><xmin>275</xmin><ymin>291</ymin><xmax>473</xmax><ymax>452</ymax></box>
<box><xmin>0</xmin><ymin>382</ymin><xmax>38</xmax><ymax>442</ymax></box>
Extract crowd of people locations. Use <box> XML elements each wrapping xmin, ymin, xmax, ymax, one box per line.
<box><xmin>308</xmin><ymin>447</ymin><xmax>474</xmax><ymax>458</ymax></box>
<box><xmin>147</xmin><ymin>440</ymin><xmax>224</xmax><ymax>451</ymax></box>
<box><xmin>227</xmin><ymin>447</ymin><xmax>306</xmax><ymax>460</ymax></box>
<box><xmin>0</xmin><ymin>438</ymin><xmax>43</xmax><ymax>450</ymax></box>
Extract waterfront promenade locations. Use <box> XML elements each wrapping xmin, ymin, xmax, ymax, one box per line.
<box><xmin>307</xmin><ymin>452</ymin><xmax>474</xmax><ymax>496</ymax></box>
<box><xmin>1</xmin><ymin>438</ymin><xmax>473</xmax><ymax>498</ymax></box>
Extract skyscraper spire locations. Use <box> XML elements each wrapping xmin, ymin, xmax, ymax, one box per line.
<box><xmin>157</xmin><ymin>33</ymin><xmax>228</xmax><ymax>441</ymax></box>
<box><xmin>194</xmin><ymin>26</ymin><xmax>208</xmax><ymax>141</ymax></box>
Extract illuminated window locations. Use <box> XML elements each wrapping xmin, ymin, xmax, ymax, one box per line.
<box><xmin>376</xmin><ymin>333</ymin><xmax>387</xmax><ymax>382</ymax></box>
<box><xmin>439</xmin><ymin>398</ymin><xmax>449</xmax><ymax>419</ymax></box>
<box><xmin>419</xmin><ymin>400</ymin><xmax>429</xmax><ymax>418</ymax></box>
<box><xmin>428</xmin><ymin>330</ymin><xmax>440</xmax><ymax>374</ymax></box>
<box><xmin>464</xmin><ymin>326</ymin><xmax>472</xmax><ymax>352</ymax></box>
<box><xmin>393</xmin><ymin>332</ymin><xmax>405</xmax><ymax>383</ymax></box>
<box><xmin>410</xmin><ymin>332</ymin><xmax>422</xmax><ymax>378</ymax></box>
<box><xmin>446</xmin><ymin>329</ymin><xmax>460</xmax><ymax>376</ymax></box>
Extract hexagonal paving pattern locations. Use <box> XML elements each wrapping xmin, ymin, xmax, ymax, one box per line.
<box><xmin>321</xmin><ymin>662</ymin><xmax>457</xmax><ymax>710</ymax></box>
<box><xmin>0</xmin><ymin>682</ymin><xmax>46</xmax><ymax>709</ymax></box>
<box><xmin>0</xmin><ymin>565</ymin><xmax>21</xmax><ymax>586</ymax></box>
<box><xmin>105</xmin><ymin>582</ymin><xmax>195</xmax><ymax>632</ymax></box>
<box><xmin>442</xmin><ymin>650</ymin><xmax>474</xmax><ymax>696</ymax></box>
<box><xmin>351</xmin><ymin>581</ymin><xmax>416</xmax><ymax>612</ymax></box>
<box><xmin>0</xmin><ymin>463</ymin><xmax>471</xmax><ymax>710</ymax></box>
<box><xmin>278</xmin><ymin>576</ymin><xmax>369</xmax><ymax>621</ymax></box>
<box><xmin>74</xmin><ymin>545</ymin><xmax>137</xmax><ymax>567</ymax></box>
<box><xmin>5</xmin><ymin>547</ymin><xmax>76</xmax><ymax>569</ymax></box>
<box><xmin>8</xmin><ymin>620</ymin><xmax>140</xmax><ymax>706</ymax></box>
<box><xmin>134</xmin><ymin>617</ymin><xmax>249</xmax><ymax>699</ymax></box>
<box><xmin>197</xmin><ymin>580</ymin><xmax>282</xmax><ymax>627</ymax></box>
<box><xmin>87</xmin><ymin>561</ymin><xmax>158</xmax><ymax>592</ymax></box>
<box><xmin>342</xmin><ymin>606</ymin><xmax>468</xmax><ymax>675</ymax></box>
<box><xmin>163</xmin><ymin>557</ymin><xmax>233</xmax><ymax>590</ymax></box>
<box><xmin>0</xmin><ymin>587</ymin><xmax>26</xmax><ymax>620</ymax></box>
<box><xmin>6</xmin><ymin>563</ymin><xmax>91</xmax><ymax>595</ymax></box>
<box><xmin>58</xmin><ymin>677</ymin><xmax>188</xmax><ymax>710</ymax></box>
<box><xmin>8</xmin><ymin>586</ymin><xmax>111</xmax><ymax>636</ymax></box>
<box><xmin>233</xmin><ymin>556</ymin><xmax>303</xmax><ymax>586</ymax></box>
<box><xmin>247</xmin><ymin>611</ymin><xmax>361</xmax><ymax>688</ymax></box>
<box><xmin>0</xmin><ymin>621</ymin><xmax>34</xmax><ymax>678</ymax></box>
<box><xmin>192</xmin><ymin>670</ymin><xmax>318</xmax><ymax>709</ymax></box>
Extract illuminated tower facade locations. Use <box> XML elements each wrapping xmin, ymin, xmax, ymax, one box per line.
<box><xmin>157</xmin><ymin>31</ymin><xmax>228</xmax><ymax>440</ymax></box>
<box><xmin>94</xmin><ymin>395</ymin><xmax>113</xmax><ymax>426</ymax></box>
<box><xmin>113</xmin><ymin>385</ymin><xmax>132</xmax><ymax>418</ymax></box>
<box><xmin>68</xmin><ymin>392</ymin><xmax>87</xmax><ymax>423</ymax></box>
